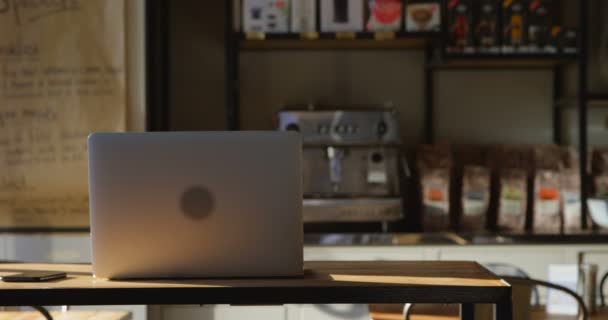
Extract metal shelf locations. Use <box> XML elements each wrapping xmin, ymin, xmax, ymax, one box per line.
<box><xmin>241</xmin><ymin>38</ymin><xmax>430</xmax><ymax>50</ymax></box>
<box><xmin>588</xmin><ymin>92</ymin><xmax>608</xmax><ymax>102</ymax></box>
<box><xmin>430</xmin><ymin>59</ymin><xmax>575</xmax><ymax>70</ymax></box>
<box><xmin>556</xmin><ymin>96</ymin><xmax>608</xmax><ymax>109</ymax></box>
<box><xmin>588</xmin><ymin>99</ymin><xmax>608</xmax><ymax>108</ymax></box>
<box><xmin>430</xmin><ymin>53</ymin><xmax>578</xmax><ymax>70</ymax></box>
<box><xmin>239</xmin><ymin>32</ymin><xmax>439</xmax><ymax>50</ymax></box>
<box><xmin>240</xmin><ymin>31</ymin><xmax>440</xmax><ymax>40</ymax></box>
<box><xmin>443</xmin><ymin>53</ymin><xmax>579</xmax><ymax>60</ymax></box>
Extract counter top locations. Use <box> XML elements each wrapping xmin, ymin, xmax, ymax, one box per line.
<box><xmin>0</xmin><ymin>231</ymin><xmax>606</xmax><ymax>247</ymax></box>
<box><xmin>304</xmin><ymin>232</ymin><xmax>608</xmax><ymax>246</ymax></box>
<box><xmin>0</xmin><ymin>311</ymin><xmax>131</xmax><ymax>320</ymax></box>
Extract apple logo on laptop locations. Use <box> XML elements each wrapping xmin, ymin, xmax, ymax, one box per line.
<box><xmin>180</xmin><ymin>186</ymin><xmax>215</xmax><ymax>220</ymax></box>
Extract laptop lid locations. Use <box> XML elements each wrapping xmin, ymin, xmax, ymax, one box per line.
<box><xmin>88</xmin><ymin>131</ymin><xmax>302</xmax><ymax>279</ymax></box>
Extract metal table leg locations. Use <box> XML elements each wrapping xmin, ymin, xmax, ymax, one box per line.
<box><xmin>460</xmin><ymin>303</ymin><xmax>475</xmax><ymax>320</ymax></box>
<box><xmin>495</xmin><ymin>297</ymin><xmax>513</xmax><ymax>320</ymax></box>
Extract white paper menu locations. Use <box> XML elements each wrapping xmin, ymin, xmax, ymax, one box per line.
<box><xmin>0</xmin><ymin>0</ymin><xmax>127</xmax><ymax>228</ymax></box>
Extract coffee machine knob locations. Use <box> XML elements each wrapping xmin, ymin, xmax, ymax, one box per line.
<box><xmin>376</xmin><ymin>121</ymin><xmax>387</xmax><ymax>138</ymax></box>
<box><xmin>285</xmin><ymin>123</ymin><xmax>300</xmax><ymax>132</ymax></box>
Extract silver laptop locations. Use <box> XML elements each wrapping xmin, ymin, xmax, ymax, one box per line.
<box><xmin>88</xmin><ymin>131</ymin><xmax>303</xmax><ymax>279</ymax></box>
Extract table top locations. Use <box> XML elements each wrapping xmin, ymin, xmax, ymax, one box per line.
<box><xmin>0</xmin><ymin>311</ymin><xmax>131</xmax><ymax>320</ymax></box>
<box><xmin>304</xmin><ymin>232</ymin><xmax>608</xmax><ymax>246</ymax></box>
<box><xmin>0</xmin><ymin>261</ymin><xmax>510</xmax><ymax>306</ymax></box>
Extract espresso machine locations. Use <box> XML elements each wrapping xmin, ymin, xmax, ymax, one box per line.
<box><xmin>277</xmin><ymin>106</ymin><xmax>407</xmax><ymax>224</ymax></box>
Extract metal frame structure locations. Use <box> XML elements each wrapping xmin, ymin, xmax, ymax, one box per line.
<box><xmin>145</xmin><ymin>0</ymin><xmax>171</xmax><ymax>131</ymax></box>
<box><xmin>579</xmin><ymin>0</ymin><xmax>590</xmax><ymax>228</ymax></box>
<box><xmin>226</xmin><ymin>0</ymin><xmax>240</xmax><ymax>130</ymax></box>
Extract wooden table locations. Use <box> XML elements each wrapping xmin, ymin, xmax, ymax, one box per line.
<box><xmin>0</xmin><ymin>311</ymin><xmax>130</xmax><ymax>320</ymax></box>
<box><xmin>0</xmin><ymin>261</ymin><xmax>512</xmax><ymax>320</ymax></box>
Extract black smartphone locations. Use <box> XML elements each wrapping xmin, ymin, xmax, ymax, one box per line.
<box><xmin>2</xmin><ymin>271</ymin><xmax>67</xmax><ymax>282</ymax></box>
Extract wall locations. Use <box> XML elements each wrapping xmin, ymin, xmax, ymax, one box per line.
<box><xmin>169</xmin><ymin>1</ymin><xmax>608</xmax><ymax>148</ymax></box>
<box><xmin>239</xmin><ymin>50</ymin><xmax>426</xmax><ymax>146</ymax></box>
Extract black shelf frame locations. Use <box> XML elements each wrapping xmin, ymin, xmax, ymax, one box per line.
<box><xmin>587</xmin><ymin>92</ymin><xmax>608</xmax><ymax>101</ymax></box>
<box><xmin>579</xmin><ymin>0</ymin><xmax>590</xmax><ymax>229</ymax></box>
<box><xmin>553</xmin><ymin>65</ymin><xmax>563</xmax><ymax>145</ymax></box>
<box><xmin>146</xmin><ymin>0</ymin><xmax>171</xmax><ymax>131</ymax></box>
<box><xmin>240</xmin><ymin>31</ymin><xmax>441</xmax><ymax>41</ymax></box>
<box><xmin>441</xmin><ymin>53</ymin><xmax>579</xmax><ymax>60</ymax></box>
<box><xmin>220</xmin><ymin>0</ymin><xmax>591</xmax><ymax>232</ymax></box>
<box><xmin>226</xmin><ymin>0</ymin><xmax>240</xmax><ymax>131</ymax></box>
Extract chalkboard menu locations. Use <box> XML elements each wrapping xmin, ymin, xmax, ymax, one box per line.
<box><xmin>0</xmin><ymin>1</ymin><xmax>127</xmax><ymax>229</ymax></box>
